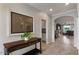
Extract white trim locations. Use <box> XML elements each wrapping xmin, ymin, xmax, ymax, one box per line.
<box><xmin>46</xmin><ymin>41</ymin><xmax>49</xmax><ymax>44</ymax></box>
<box><xmin>52</xmin><ymin>39</ymin><xmax>55</xmax><ymax>42</ymax></box>
<box><xmin>41</xmin><ymin>18</ymin><xmax>49</xmax><ymax>44</ymax></box>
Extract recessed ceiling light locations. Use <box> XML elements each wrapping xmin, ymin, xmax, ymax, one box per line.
<box><xmin>49</xmin><ymin>8</ymin><xmax>53</xmax><ymax>11</ymax></box>
<box><xmin>65</xmin><ymin>3</ymin><xmax>69</xmax><ymax>6</ymax></box>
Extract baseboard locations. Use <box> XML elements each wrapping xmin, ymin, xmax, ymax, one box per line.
<box><xmin>52</xmin><ymin>39</ymin><xmax>55</xmax><ymax>42</ymax></box>
<box><xmin>77</xmin><ymin>48</ymin><xmax>79</xmax><ymax>55</ymax></box>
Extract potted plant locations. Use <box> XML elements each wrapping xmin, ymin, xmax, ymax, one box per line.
<box><xmin>21</xmin><ymin>32</ymin><xmax>32</xmax><ymax>41</ymax></box>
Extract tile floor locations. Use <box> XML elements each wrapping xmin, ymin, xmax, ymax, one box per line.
<box><xmin>41</xmin><ymin>35</ymin><xmax>78</xmax><ymax>55</ymax></box>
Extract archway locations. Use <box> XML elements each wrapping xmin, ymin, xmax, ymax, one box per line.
<box><xmin>54</xmin><ymin>16</ymin><xmax>75</xmax><ymax>46</ymax></box>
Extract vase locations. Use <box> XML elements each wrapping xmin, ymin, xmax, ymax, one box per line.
<box><xmin>24</xmin><ymin>37</ymin><xmax>29</xmax><ymax>41</ymax></box>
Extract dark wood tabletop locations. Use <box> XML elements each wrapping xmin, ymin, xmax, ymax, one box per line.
<box><xmin>4</xmin><ymin>37</ymin><xmax>42</xmax><ymax>55</ymax></box>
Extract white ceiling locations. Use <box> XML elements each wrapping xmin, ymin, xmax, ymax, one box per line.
<box><xmin>28</xmin><ymin>3</ymin><xmax>77</xmax><ymax>15</ymax></box>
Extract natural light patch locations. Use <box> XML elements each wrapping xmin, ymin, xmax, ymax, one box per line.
<box><xmin>63</xmin><ymin>36</ymin><xmax>70</xmax><ymax>44</ymax></box>
<box><xmin>65</xmin><ymin>3</ymin><xmax>69</xmax><ymax>6</ymax></box>
<box><xmin>63</xmin><ymin>25</ymin><xmax>71</xmax><ymax>33</ymax></box>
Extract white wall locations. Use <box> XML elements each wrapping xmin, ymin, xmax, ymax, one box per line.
<box><xmin>41</xmin><ymin>14</ymin><xmax>53</xmax><ymax>43</ymax></box>
<box><xmin>39</xmin><ymin>12</ymin><xmax>51</xmax><ymax>44</ymax></box>
<box><xmin>48</xmin><ymin>16</ymin><xmax>52</xmax><ymax>43</ymax></box>
<box><xmin>0</xmin><ymin>4</ymin><xmax>8</xmax><ymax>54</ymax></box>
<box><xmin>0</xmin><ymin>3</ymin><xmax>50</xmax><ymax>55</ymax></box>
<box><xmin>76</xmin><ymin>4</ymin><xmax>79</xmax><ymax>54</ymax></box>
<box><xmin>42</xmin><ymin>20</ymin><xmax>46</xmax><ymax>29</ymax></box>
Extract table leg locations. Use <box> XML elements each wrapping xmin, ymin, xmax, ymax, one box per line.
<box><xmin>4</xmin><ymin>48</ymin><xmax>9</xmax><ymax>55</ymax></box>
<box><xmin>40</xmin><ymin>41</ymin><xmax>42</xmax><ymax>53</ymax></box>
<box><xmin>35</xmin><ymin>43</ymin><xmax>37</xmax><ymax>49</ymax></box>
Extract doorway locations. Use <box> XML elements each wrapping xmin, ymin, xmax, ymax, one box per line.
<box><xmin>41</xmin><ymin>19</ymin><xmax>46</xmax><ymax>43</ymax></box>
<box><xmin>54</xmin><ymin>16</ymin><xmax>74</xmax><ymax>45</ymax></box>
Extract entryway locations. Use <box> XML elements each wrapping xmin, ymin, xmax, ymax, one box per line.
<box><xmin>54</xmin><ymin>16</ymin><xmax>74</xmax><ymax>46</ymax></box>
<box><xmin>41</xmin><ymin>19</ymin><xmax>46</xmax><ymax>43</ymax></box>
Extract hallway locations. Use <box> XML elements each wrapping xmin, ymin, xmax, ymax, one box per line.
<box><xmin>42</xmin><ymin>35</ymin><xmax>78</xmax><ymax>55</ymax></box>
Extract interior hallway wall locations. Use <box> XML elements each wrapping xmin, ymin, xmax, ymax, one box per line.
<box><xmin>77</xmin><ymin>3</ymin><xmax>79</xmax><ymax>54</ymax></box>
<box><xmin>0</xmin><ymin>3</ymin><xmax>50</xmax><ymax>55</ymax></box>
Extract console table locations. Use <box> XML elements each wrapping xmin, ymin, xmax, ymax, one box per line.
<box><xmin>4</xmin><ymin>37</ymin><xmax>42</xmax><ymax>55</ymax></box>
